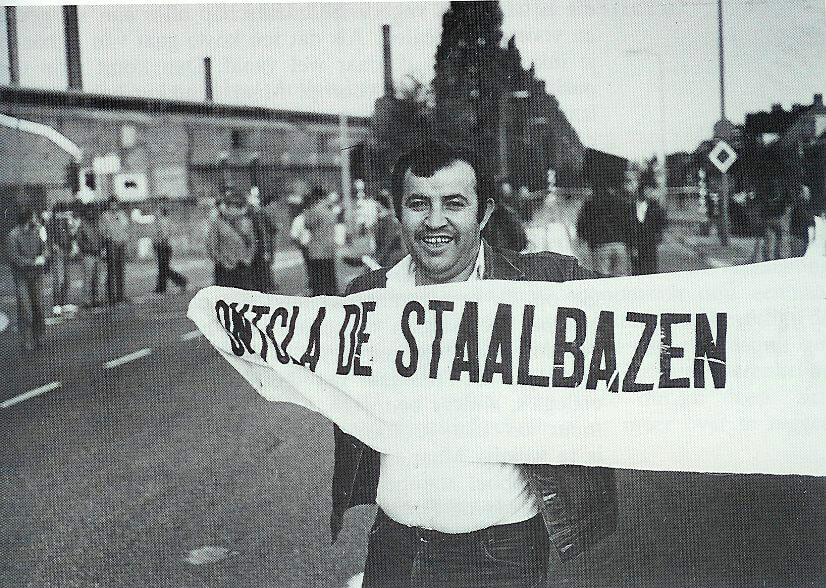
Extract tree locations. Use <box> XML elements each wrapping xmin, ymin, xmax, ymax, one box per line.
<box><xmin>432</xmin><ymin>1</ymin><xmax>506</xmax><ymax>177</ymax></box>
<box><xmin>370</xmin><ymin>76</ymin><xmax>433</xmax><ymax>182</ymax></box>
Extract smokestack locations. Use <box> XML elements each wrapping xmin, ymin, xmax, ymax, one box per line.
<box><xmin>204</xmin><ymin>57</ymin><xmax>214</xmax><ymax>102</ymax></box>
<box><xmin>382</xmin><ymin>24</ymin><xmax>394</xmax><ymax>98</ymax></box>
<box><xmin>63</xmin><ymin>5</ymin><xmax>82</xmax><ymax>91</ymax></box>
<box><xmin>5</xmin><ymin>7</ymin><xmax>19</xmax><ymax>86</ymax></box>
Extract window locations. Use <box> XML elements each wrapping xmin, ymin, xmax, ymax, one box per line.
<box><xmin>316</xmin><ymin>133</ymin><xmax>328</xmax><ymax>155</ymax></box>
<box><xmin>121</xmin><ymin>124</ymin><xmax>136</xmax><ymax>148</ymax></box>
<box><xmin>231</xmin><ymin>129</ymin><xmax>251</xmax><ymax>149</ymax></box>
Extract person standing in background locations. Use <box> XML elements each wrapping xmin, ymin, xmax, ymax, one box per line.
<box><xmin>630</xmin><ymin>184</ymin><xmax>668</xmax><ymax>275</ymax></box>
<box><xmin>247</xmin><ymin>194</ymin><xmax>274</xmax><ymax>292</ymax></box>
<box><xmin>205</xmin><ymin>190</ymin><xmax>257</xmax><ymax>289</ymax></box>
<box><xmin>46</xmin><ymin>202</ymin><xmax>78</xmax><ymax>314</ymax></box>
<box><xmin>153</xmin><ymin>206</ymin><xmax>188</xmax><ymax>294</ymax></box>
<box><xmin>6</xmin><ymin>209</ymin><xmax>48</xmax><ymax>354</ymax></box>
<box><xmin>576</xmin><ymin>187</ymin><xmax>635</xmax><ymax>277</ymax></box>
<box><xmin>289</xmin><ymin>200</ymin><xmax>312</xmax><ymax>292</ymax></box>
<box><xmin>790</xmin><ymin>185</ymin><xmax>816</xmax><ymax>258</ymax></box>
<box><xmin>371</xmin><ymin>189</ymin><xmax>406</xmax><ymax>268</ymax></box>
<box><xmin>98</xmin><ymin>198</ymin><xmax>130</xmax><ymax>304</ymax></box>
<box><xmin>302</xmin><ymin>186</ymin><xmax>339</xmax><ymax>296</ymax></box>
<box><xmin>77</xmin><ymin>204</ymin><xmax>104</xmax><ymax>308</ymax></box>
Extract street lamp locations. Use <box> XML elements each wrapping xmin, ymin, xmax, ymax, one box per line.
<box><xmin>626</xmin><ymin>49</ymin><xmax>667</xmax><ymax>197</ymax></box>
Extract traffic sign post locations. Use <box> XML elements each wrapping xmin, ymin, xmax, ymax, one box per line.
<box><xmin>711</xmin><ymin>124</ymin><xmax>736</xmax><ymax>246</ymax></box>
<box><xmin>708</xmin><ymin>140</ymin><xmax>737</xmax><ymax>174</ymax></box>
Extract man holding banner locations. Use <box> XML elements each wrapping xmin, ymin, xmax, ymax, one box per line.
<box><xmin>335</xmin><ymin>141</ymin><xmax>617</xmax><ymax>588</ymax></box>
<box><xmin>188</xmin><ymin>139</ymin><xmax>826</xmax><ymax>586</ymax></box>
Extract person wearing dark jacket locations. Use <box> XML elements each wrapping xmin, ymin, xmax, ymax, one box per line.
<box><xmin>630</xmin><ymin>187</ymin><xmax>668</xmax><ymax>275</ymax></box>
<box><xmin>152</xmin><ymin>206</ymin><xmax>187</xmax><ymax>293</ymax></box>
<box><xmin>98</xmin><ymin>198</ymin><xmax>129</xmax><ymax>304</ymax></box>
<box><xmin>77</xmin><ymin>205</ymin><xmax>104</xmax><ymax>308</ymax></box>
<box><xmin>576</xmin><ymin>188</ymin><xmax>635</xmax><ymax>276</ymax></box>
<box><xmin>335</xmin><ymin>140</ymin><xmax>617</xmax><ymax>588</ymax></box>
<box><xmin>302</xmin><ymin>186</ymin><xmax>339</xmax><ymax>295</ymax></box>
<box><xmin>372</xmin><ymin>189</ymin><xmax>406</xmax><ymax>268</ymax></box>
<box><xmin>6</xmin><ymin>209</ymin><xmax>48</xmax><ymax>353</ymax></box>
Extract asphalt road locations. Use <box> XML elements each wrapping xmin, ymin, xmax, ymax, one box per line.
<box><xmin>2</xmin><ymin>240</ymin><xmax>824</xmax><ymax>587</ymax></box>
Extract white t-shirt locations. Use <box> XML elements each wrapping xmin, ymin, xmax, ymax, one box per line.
<box><xmin>376</xmin><ymin>245</ymin><xmax>540</xmax><ymax>532</ymax></box>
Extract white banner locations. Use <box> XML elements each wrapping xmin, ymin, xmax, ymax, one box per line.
<box><xmin>188</xmin><ymin>258</ymin><xmax>826</xmax><ymax>476</ymax></box>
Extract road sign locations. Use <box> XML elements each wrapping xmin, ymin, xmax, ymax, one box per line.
<box><xmin>709</xmin><ymin>140</ymin><xmax>737</xmax><ymax>173</ymax></box>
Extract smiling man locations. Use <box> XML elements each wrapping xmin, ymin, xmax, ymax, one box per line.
<box><xmin>332</xmin><ymin>140</ymin><xmax>617</xmax><ymax>588</ymax></box>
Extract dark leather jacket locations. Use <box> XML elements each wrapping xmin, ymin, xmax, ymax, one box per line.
<box><xmin>331</xmin><ymin>242</ymin><xmax>618</xmax><ymax>562</ymax></box>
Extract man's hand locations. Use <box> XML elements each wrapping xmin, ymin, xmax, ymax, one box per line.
<box><xmin>34</xmin><ymin>255</ymin><xmax>46</xmax><ymax>267</ymax></box>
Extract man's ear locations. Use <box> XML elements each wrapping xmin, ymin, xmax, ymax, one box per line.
<box><xmin>479</xmin><ymin>198</ymin><xmax>496</xmax><ymax>230</ymax></box>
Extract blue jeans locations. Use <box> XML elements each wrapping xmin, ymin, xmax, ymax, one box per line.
<box><xmin>362</xmin><ymin>509</ymin><xmax>549</xmax><ymax>588</ymax></box>
<box><xmin>14</xmin><ymin>273</ymin><xmax>45</xmax><ymax>352</ymax></box>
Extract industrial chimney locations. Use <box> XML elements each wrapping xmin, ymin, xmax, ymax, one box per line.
<box><xmin>204</xmin><ymin>57</ymin><xmax>214</xmax><ymax>102</ymax></box>
<box><xmin>63</xmin><ymin>5</ymin><xmax>82</xmax><ymax>91</ymax></box>
<box><xmin>5</xmin><ymin>7</ymin><xmax>19</xmax><ymax>86</ymax></box>
<box><xmin>382</xmin><ymin>24</ymin><xmax>394</xmax><ymax>98</ymax></box>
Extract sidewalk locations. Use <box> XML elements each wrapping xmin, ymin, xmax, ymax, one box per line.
<box><xmin>666</xmin><ymin>204</ymin><xmax>757</xmax><ymax>269</ymax></box>
<box><xmin>677</xmin><ymin>233</ymin><xmax>756</xmax><ymax>268</ymax></box>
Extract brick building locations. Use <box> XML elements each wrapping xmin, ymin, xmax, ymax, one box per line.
<box><xmin>0</xmin><ymin>85</ymin><xmax>370</xmax><ymax>209</ymax></box>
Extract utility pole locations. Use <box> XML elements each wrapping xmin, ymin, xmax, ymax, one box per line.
<box><xmin>717</xmin><ymin>0</ymin><xmax>730</xmax><ymax>246</ymax></box>
<box><xmin>339</xmin><ymin>114</ymin><xmax>353</xmax><ymax>234</ymax></box>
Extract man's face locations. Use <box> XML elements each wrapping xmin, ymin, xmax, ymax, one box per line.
<box><xmin>400</xmin><ymin>160</ymin><xmax>494</xmax><ymax>285</ymax></box>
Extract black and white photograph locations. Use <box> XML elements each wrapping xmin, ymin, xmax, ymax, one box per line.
<box><xmin>1</xmin><ymin>1</ymin><xmax>825</xmax><ymax>587</ymax></box>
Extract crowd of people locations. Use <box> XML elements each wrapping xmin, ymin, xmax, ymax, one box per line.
<box><xmin>7</xmin><ymin>161</ymin><xmax>824</xmax><ymax>357</ymax></box>
<box><xmin>5</xmin><ymin>197</ymin><xmax>191</xmax><ymax>356</ymax></box>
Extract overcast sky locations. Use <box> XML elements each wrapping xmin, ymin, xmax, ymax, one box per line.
<box><xmin>2</xmin><ymin>0</ymin><xmax>825</xmax><ymax>160</ymax></box>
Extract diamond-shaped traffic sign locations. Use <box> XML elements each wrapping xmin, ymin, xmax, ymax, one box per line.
<box><xmin>709</xmin><ymin>140</ymin><xmax>737</xmax><ymax>173</ymax></box>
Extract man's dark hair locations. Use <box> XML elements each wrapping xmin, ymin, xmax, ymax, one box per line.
<box><xmin>390</xmin><ymin>139</ymin><xmax>492</xmax><ymax>221</ymax></box>
<box><xmin>375</xmin><ymin>190</ymin><xmax>393</xmax><ymax>211</ymax></box>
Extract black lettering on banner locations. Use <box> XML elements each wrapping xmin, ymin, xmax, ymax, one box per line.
<box><xmin>298</xmin><ymin>306</ymin><xmax>326</xmax><ymax>372</ymax></box>
<box><xmin>396</xmin><ymin>301</ymin><xmax>425</xmax><ymax>377</ymax></box>
<box><xmin>266</xmin><ymin>306</ymin><xmax>299</xmax><ymax>364</ymax></box>
<box><xmin>215</xmin><ymin>300</ymin><xmax>244</xmax><ymax>356</ymax></box>
<box><xmin>518</xmin><ymin>305</ymin><xmax>550</xmax><ymax>387</ymax></box>
<box><xmin>551</xmin><ymin>307</ymin><xmax>586</xmax><ymax>387</ymax></box>
<box><xmin>429</xmin><ymin>300</ymin><xmax>455</xmax><ymax>379</ymax></box>
<box><xmin>450</xmin><ymin>302</ymin><xmax>480</xmax><ymax>382</ymax></box>
<box><xmin>482</xmin><ymin>303</ymin><xmax>513</xmax><ymax>384</ymax></box>
<box><xmin>229</xmin><ymin>303</ymin><xmax>256</xmax><ymax>357</ymax></box>
<box><xmin>694</xmin><ymin>313</ymin><xmax>727</xmax><ymax>388</ymax></box>
<box><xmin>250</xmin><ymin>305</ymin><xmax>270</xmax><ymax>361</ymax></box>
<box><xmin>660</xmin><ymin>313</ymin><xmax>691</xmax><ymax>388</ymax></box>
<box><xmin>337</xmin><ymin>304</ymin><xmax>361</xmax><ymax>375</ymax></box>
<box><xmin>622</xmin><ymin>312</ymin><xmax>657</xmax><ymax>392</ymax></box>
<box><xmin>353</xmin><ymin>301</ymin><xmax>376</xmax><ymax>376</ymax></box>
<box><xmin>586</xmin><ymin>311</ymin><xmax>619</xmax><ymax>392</ymax></box>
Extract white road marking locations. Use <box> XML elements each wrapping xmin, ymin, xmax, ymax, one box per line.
<box><xmin>0</xmin><ymin>311</ymin><xmax>8</xmax><ymax>333</ymax></box>
<box><xmin>104</xmin><ymin>348</ymin><xmax>152</xmax><ymax>369</ymax></box>
<box><xmin>180</xmin><ymin>330</ymin><xmax>202</xmax><ymax>341</ymax></box>
<box><xmin>184</xmin><ymin>546</ymin><xmax>238</xmax><ymax>565</ymax></box>
<box><xmin>344</xmin><ymin>573</ymin><xmax>364</xmax><ymax>588</ymax></box>
<box><xmin>2</xmin><ymin>381</ymin><xmax>62</xmax><ymax>409</ymax></box>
